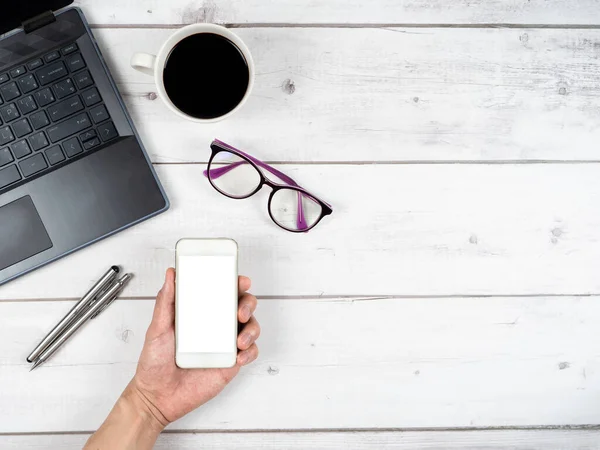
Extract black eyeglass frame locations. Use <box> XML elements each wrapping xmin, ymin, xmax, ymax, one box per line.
<box><xmin>203</xmin><ymin>140</ymin><xmax>333</xmax><ymax>233</ymax></box>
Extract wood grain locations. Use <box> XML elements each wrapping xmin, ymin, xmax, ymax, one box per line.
<box><xmin>2</xmin><ymin>296</ymin><xmax>600</xmax><ymax>432</ymax></box>
<box><xmin>2</xmin><ymin>0</ymin><xmax>599</xmax><ymax>443</ymax></box>
<box><xmin>73</xmin><ymin>0</ymin><xmax>600</xmax><ymax>25</ymax></box>
<box><xmin>89</xmin><ymin>28</ymin><xmax>600</xmax><ymax>163</ymax></box>
<box><xmin>1</xmin><ymin>163</ymin><xmax>599</xmax><ymax>300</ymax></box>
<box><xmin>3</xmin><ymin>430</ymin><xmax>600</xmax><ymax>449</ymax></box>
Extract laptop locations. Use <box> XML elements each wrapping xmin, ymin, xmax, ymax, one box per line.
<box><xmin>0</xmin><ymin>1</ymin><xmax>169</xmax><ymax>285</ymax></box>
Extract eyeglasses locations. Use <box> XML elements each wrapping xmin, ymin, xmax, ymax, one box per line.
<box><xmin>203</xmin><ymin>139</ymin><xmax>333</xmax><ymax>233</ymax></box>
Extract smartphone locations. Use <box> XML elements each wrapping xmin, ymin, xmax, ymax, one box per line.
<box><xmin>175</xmin><ymin>238</ymin><xmax>238</xmax><ymax>368</ymax></box>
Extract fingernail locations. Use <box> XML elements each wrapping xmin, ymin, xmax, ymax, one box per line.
<box><xmin>238</xmin><ymin>352</ymin><xmax>249</xmax><ymax>365</ymax></box>
<box><xmin>241</xmin><ymin>305</ymin><xmax>251</xmax><ymax>321</ymax></box>
<box><xmin>240</xmin><ymin>333</ymin><xmax>252</xmax><ymax>347</ymax></box>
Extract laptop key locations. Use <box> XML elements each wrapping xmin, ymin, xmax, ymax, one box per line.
<box><xmin>35</xmin><ymin>87</ymin><xmax>55</xmax><ymax>107</ymax></box>
<box><xmin>74</xmin><ymin>70</ymin><xmax>93</xmax><ymax>89</ymax></box>
<box><xmin>45</xmin><ymin>145</ymin><xmax>65</xmax><ymax>165</ymax></box>
<box><xmin>47</xmin><ymin>113</ymin><xmax>91</xmax><ymax>142</ymax></box>
<box><xmin>27</xmin><ymin>59</ymin><xmax>43</xmax><ymax>71</ymax></box>
<box><xmin>0</xmin><ymin>73</ymin><xmax>8</xmax><ymax>85</ymax></box>
<box><xmin>1</xmin><ymin>82</ymin><xmax>20</xmax><ymax>102</ymax></box>
<box><xmin>9</xmin><ymin>66</ymin><xmax>26</xmax><ymax>78</ymax></box>
<box><xmin>0</xmin><ymin>148</ymin><xmax>13</xmax><ymax>167</ymax></box>
<box><xmin>82</xmin><ymin>87</ymin><xmax>101</xmax><ymax>106</ymax></box>
<box><xmin>79</xmin><ymin>129</ymin><xmax>97</xmax><ymax>142</ymax></box>
<box><xmin>13</xmin><ymin>118</ymin><xmax>32</xmax><ymax>138</ymax></box>
<box><xmin>44</xmin><ymin>51</ymin><xmax>60</xmax><ymax>63</ymax></box>
<box><xmin>36</xmin><ymin>61</ymin><xmax>68</xmax><ymax>86</ymax></box>
<box><xmin>62</xmin><ymin>43</ymin><xmax>78</xmax><ymax>55</ymax></box>
<box><xmin>19</xmin><ymin>153</ymin><xmax>48</xmax><ymax>177</ymax></box>
<box><xmin>84</xmin><ymin>137</ymin><xmax>101</xmax><ymax>150</ymax></box>
<box><xmin>54</xmin><ymin>78</ymin><xmax>75</xmax><ymax>99</ymax></box>
<box><xmin>0</xmin><ymin>103</ymin><xmax>20</xmax><ymax>122</ymax></box>
<box><xmin>0</xmin><ymin>165</ymin><xmax>21</xmax><ymax>189</ymax></box>
<box><xmin>29</xmin><ymin>132</ymin><xmax>49</xmax><ymax>151</ymax></box>
<box><xmin>66</xmin><ymin>53</ymin><xmax>86</xmax><ymax>72</ymax></box>
<box><xmin>47</xmin><ymin>95</ymin><xmax>84</xmax><ymax>122</ymax></box>
<box><xmin>89</xmin><ymin>104</ymin><xmax>109</xmax><ymax>124</ymax></box>
<box><xmin>29</xmin><ymin>111</ymin><xmax>49</xmax><ymax>130</ymax></box>
<box><xmin>62</xmin><ymin>137</ymin><xmax>83</xmax><ymax>157</ymax></box>
<box><xmin>0</xmin><ymin>126</ymin><xmax>14</xmax><ymax>145</ymax></box>
<box><xmin>11</xmin><ymin>140</ymin><xmax>31</xmax><ymax>159</ymax></box>
<box><xmin>98</xmin><ymin>121</ymin><xmax>118</xmax><ymax>142</ymax></box>
<box><xmin>17</xmin><ymin>74</ymin><xmax>38</xmax><ymax>94</ymax></box>
<box><xmin>17</xmin><ymin>95</ymin><xmax>37</xmax><ymax>115</ymax></box>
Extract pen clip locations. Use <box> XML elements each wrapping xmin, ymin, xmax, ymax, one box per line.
<box><xmin>90</xmin><ymin>289</ymin><xmax>121</xmax><ymax>319</ymax></box>
<box><xmin>89</xmin><ymin>273</ymin><xmax>132</xmax><ymax>319</ymax></box>
<box><xmin>78</xmin><ymin>271</ymin><xmax>122</xmax><ymax>319</ymax></box>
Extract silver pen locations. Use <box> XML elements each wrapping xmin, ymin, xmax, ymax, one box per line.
<box><xmin>30</xmin><ymin>273</ymin><xmax>133</xmax><ymax>371</ymax></box>
<box><xmin>27</xmin><ymin>266</ymin><xmax>120</xmax><ymax>363</ymax></box>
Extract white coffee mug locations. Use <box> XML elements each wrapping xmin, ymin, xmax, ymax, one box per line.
<box><xmin>130</xmin><ymin>24</ymin><xmax>254</xmax><ymax>123</ymax></box>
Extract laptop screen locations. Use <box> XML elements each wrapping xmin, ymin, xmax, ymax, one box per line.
<box><xmin>0</xmin><ymin>1</ymin><xmax>73</xmax><ymax>35</ymax></box>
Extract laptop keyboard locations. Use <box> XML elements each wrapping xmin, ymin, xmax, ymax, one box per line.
<box><xmin>0</xmin><ymin>42</ymin><xmax>119</xmax><ymax>192</ymax></box>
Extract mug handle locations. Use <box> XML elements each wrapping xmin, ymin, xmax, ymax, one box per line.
<box><xmin>130</xmin><ymin>53</ymin><xmax>157</xmax><ymax>76</ymax></box>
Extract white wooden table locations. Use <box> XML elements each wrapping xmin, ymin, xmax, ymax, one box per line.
<box><xmin>2</xmin><ymin>1</ymin><xmax>600</xmax><ymax>448</ymax></box>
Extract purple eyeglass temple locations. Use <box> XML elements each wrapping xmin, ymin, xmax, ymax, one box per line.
<box><xmin>203</xmin><ymin>140</ymin><xmax>331</xmax><ymax>231</ymax></box>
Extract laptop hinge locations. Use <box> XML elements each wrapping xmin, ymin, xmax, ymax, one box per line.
<box><xmin>22</xmin><ymin>10</ymin><xmax>56</xmax><ymax>34</ymax></box>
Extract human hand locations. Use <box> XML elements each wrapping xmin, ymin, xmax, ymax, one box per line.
<box><xmin>129</xmin><ymin>268</ymin><xmax>260</xmax><ymax>427</ymax></box>
<box><xmin>84</xmin><ymin>269</ymin><xmax>259</xmax><ymax>449</ymax></box>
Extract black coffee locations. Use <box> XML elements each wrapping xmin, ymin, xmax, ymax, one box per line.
<box><xmin>163</xmin><ymin>33</ymin><xmax>250</xmax><ymax>119</ymax></box>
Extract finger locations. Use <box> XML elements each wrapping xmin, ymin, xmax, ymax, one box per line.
<box><xmin>237</xmin><ymin>316</ymin><xmax>261</xmax><ymax>350</ymax></box>
<box><xmin>237</xmin><ymin>343</ymin><xmax>259</xmax><ymax>366</ymax></box>
<box><xmin>238</xmin><ymin>276</ymin><xmax>251</xmax><ymax>294</ymax></box>
<box><xmin>238</xmin><ymin>293</ymin><xmax>257</xmax><ymax>323</ymax></box>
<box><xmin>147</xmin><ymin>268</ymin><xmax>176</xmax><ymax>338</ymax></box>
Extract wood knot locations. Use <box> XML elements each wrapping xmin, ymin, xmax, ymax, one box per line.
<box><xmin>182</xmin><ymin>1</ymin><xmax>217</xmax><ymax>23</ymax></box>
<box><xmin>120</xmin><ymin>329</ymin><xmax>133</xmax><ymax>343</ymax></box>
<box><xmin>551</xmin><ymin>227</ymin><xmax>563</xmax><ymax>244</ymax></box>
<box><xmin>558</xmin><ymin>361</ymin><xmax>570</xmax><ymax>370</ymax></box>
<box><xmin>282</xmin><ymin>79</ymin><xmax>296</xmax><ymax>95</ymax></box>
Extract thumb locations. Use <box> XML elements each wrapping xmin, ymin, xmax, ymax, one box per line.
<box><xmin>147</xmin><ymin>268</ymin><xmax>176</xmax><ymax>339</ymax></box>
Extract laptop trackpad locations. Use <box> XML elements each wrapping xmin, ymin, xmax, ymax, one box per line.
<box><xmin>0</xmin><ymin>196</ymin><xmax>52</xmax><ymax>271</ymax></box>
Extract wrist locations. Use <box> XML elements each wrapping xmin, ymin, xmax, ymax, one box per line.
<box><xmin>121</xmin><ymin>382</ymin><xmax>168</xmax><ymax>434</ymax></box>
<box><xmin>83</xmin><ymin>382</ymin><xmax>165</xmax><ymax>450</ymax></box>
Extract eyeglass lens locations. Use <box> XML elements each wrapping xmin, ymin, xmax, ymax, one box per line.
<box><xmin>208</xmin><ymin>151</ymin><xmax>262</xmax><ymax>198</ymax></box>
<box><xmin>269</xmin><ymin>188</ymin><xmax>324</xmax><ymax>232</ymax></box>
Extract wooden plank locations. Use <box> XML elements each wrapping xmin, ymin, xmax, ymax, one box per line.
<box><xmin>73</xmin><ymin>0</ymin><xmax>600</xmax><ymax>25</ymax></box>
<box><xmin>1</xmin><ymin>296</ymin><xmax>600</xmax><ymax>432</ymax></box>
<box><xmin>1</xmin><ymin>163</ymin><xmax>600</xmax><ymax>300</ymax></box>
<box><xmin>3</xmin><ymin>430</ymin><xmax>600</xmax><ymax>449</ymax></box>
<box><xmin>90</xmin><ymin>28</ymin><xmax>600</xmax><ymax>163</ymax></box>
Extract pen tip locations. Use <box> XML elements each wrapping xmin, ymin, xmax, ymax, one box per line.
<box><xmin>29</xmin><ymin>360</ymin><xmax>42</xmax><ymax>372</ymax></box>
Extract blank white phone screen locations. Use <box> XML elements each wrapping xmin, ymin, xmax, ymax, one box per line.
<box><xmin>177</xmin><ymin>255</ymin><xmax>236</xmax><ymax>353</ymax></box>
